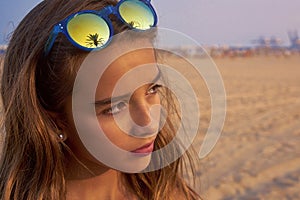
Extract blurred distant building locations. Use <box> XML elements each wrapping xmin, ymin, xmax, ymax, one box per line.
<box><xmin>252</xmin><ymin>36</ymin><xmax>271</xmax><ymax>47</ymax></box>
<box><xmin>252</xmin><ymin>36</ymin><xmax>282</xmax><ymax>49</ymax></box>
<box><xmin>165</xmin><ymin>45</ymin><xmax>207</xmax><ymax>58</ymax></box>
<box><xmin>0</xmin><ymin>45</ymin><xmax>7</xmax><ymax>55</ymax></box>
<box><xmin>288</xmin><ymin>30</ymin><xmax>300</xmax><ymax>50</ymax></box>
<box><xmin>270</xmin><ymin>37</ymin><xmax>283</xmax><ymax>49</ymax></box>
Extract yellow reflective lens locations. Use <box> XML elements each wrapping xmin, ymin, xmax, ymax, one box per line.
<box><xmin>119</xmin><ymin>0</ymin><xmax>154</xmax><ymax>30</ymax></box>
<box><xmin>67</xmin><ymin>13</ymin><xmax>110</xmax><ymax>48</ymax></box>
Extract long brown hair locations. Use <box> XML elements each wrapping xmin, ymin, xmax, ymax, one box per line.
<box><xmin>0</xmin><ymin>0</ymin><xmax>201</xmax><ymax>199</ymax></box>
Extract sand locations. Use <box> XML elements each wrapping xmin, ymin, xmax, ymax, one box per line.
<box><xmin>194</xmin><ymin>55</ymin><xmax>300</xmax><ymax>199</ymax></box>
<box><xmin>1</xmin><ymin>55</ymin><xmax>300</xmax><ymax>199</ymax></box>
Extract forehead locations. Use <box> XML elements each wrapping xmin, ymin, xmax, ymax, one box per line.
<box><xmin>96</xmin><ymin>48</ymin><xmax>158</xmax><ymax>99</ymax></box>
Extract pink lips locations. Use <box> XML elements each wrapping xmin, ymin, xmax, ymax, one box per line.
<box><xmin>131</xmin><ymin>141</ymin><xmax>155</xmax><ymax>154</ymax></box>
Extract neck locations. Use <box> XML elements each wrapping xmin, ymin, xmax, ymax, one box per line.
<box><xmin>66</xmin><ymin>169</ymin><xmax>129</xmax><ymax>200</ymax></box>
<box><xmin>64</xmin><ymin>154</ymin><xmax>134</xmax><ymax>200</ymax></box>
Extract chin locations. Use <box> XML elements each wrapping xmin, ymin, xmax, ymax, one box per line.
<box><xmin>115</xmin><ymin>152</ymin><xmax>152</xmax><ymax>173</ymax></box>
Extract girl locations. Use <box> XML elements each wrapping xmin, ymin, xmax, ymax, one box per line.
<box><xmin>0</xmin><ymin>0</ymin><xmax>201</xmax><ymax>199</ymax></box>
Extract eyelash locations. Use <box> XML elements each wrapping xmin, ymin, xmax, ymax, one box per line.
<box><xmin>100</xmin><ymin>84</ymin><xmax>162</xmax><ymax>116</ymax></box>
<box><xmin>146</xmin><ymin>84</ymin><xmax>162</xmax><ymax>95</ymax></box>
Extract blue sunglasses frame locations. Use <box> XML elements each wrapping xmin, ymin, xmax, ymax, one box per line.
<box><xmin>44</xmin><ymin>0</ymin><xmax>157</xmax><ymax>55</ymax></box>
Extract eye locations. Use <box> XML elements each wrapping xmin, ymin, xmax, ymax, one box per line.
<box><xmin>102</xmin><ymin>101</ymin><xmax>127</xmax><ymax>115</ymax></box>
<box><xmin>147</xmin><ymin>84</ymin><xmax>162</xmax><ymax>95</ymax></box>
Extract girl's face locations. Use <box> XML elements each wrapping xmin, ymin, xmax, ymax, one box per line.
<box><xmin>95</xmin><ymin>48</ymin><xmax>161</xmax><ymax>152</ymax></box>
<box><xmin>64</xmin><ymin>48</ymin><xmax>162</xmax><ymax>173</ymax></box>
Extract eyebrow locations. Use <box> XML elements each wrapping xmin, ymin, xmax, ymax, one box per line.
<box><xmin>94</xmin><ymin>70</ymin><xmax>161</xmax><ymax>107</ymax></box>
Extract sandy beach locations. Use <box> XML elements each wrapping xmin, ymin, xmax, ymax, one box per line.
<box><xmin>1</xmin><ymin>54</ymin><xmax>300</xmax><ymax>199</ymax></box>
<box><xmin>194</xmin><ymin>55</ymin><xmax>300</xmax><ymax>199</ymax></box>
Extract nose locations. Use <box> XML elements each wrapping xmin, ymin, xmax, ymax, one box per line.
<box><xmin>128</xmin><ymin>97</ymin><xmax>161</xmax><ymax>138</ymax></box>
<box><xmin>130</xmin><ymin>100</ymin><xmax>152</xmax><ymax>127</ymax></box>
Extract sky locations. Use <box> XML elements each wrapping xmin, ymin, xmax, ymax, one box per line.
<box><xmin>0</xmin><ymin>0</ymin><xmax>300</xmax><ymax>46</ymax></box>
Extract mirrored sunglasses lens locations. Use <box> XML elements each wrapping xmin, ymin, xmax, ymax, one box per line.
<box><xmin>118</xmin><ymin>0</ymin><xmax>155</xmax><ymax>30</ymax></box>
<box><xmin>67</xmin><ymin>13</ymin><xmax>110</xmax><ymax>49</ymax></box>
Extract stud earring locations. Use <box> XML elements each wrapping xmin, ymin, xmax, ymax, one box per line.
<box><xmin>57</xmin><ymin>132</ymin><xmax>66</xmax><ymax>141</ymax></box>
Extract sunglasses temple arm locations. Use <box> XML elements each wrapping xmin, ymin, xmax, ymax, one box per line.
<box><xmin>97</xmin><ymin>5</ymin><xmax>114</xmax><ymax>16</ymax></box>
<box><xmin>44</xmin><ymin>25</ymin><xmax>60</xmax><ymax>55</ymax></box>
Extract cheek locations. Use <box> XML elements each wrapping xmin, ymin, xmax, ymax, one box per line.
<box><xmin>97</xmin><ymin>117</ymin><xmax>119</xmax><ymax>135</ymax></box>
<box><xmin>97</xmin><ymin>117</ymin><xmax>129</xmax><ymax>146</ymax></box>
<box><xmin>154</xmin><ymin>94</ymin><xmax>161</xmax><ymax>104</ymax></box>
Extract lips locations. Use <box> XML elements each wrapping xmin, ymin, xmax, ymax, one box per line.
<box><xmin>131</xmin><ymin>141</ymin><xmax>155</xmax><ymax>154</ymax></box>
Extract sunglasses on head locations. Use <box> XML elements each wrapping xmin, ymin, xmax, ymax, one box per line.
<box><xmin>44</xmin><ymin>0</ymin><xmax>157</xmax><ymax>55</ymax></box>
